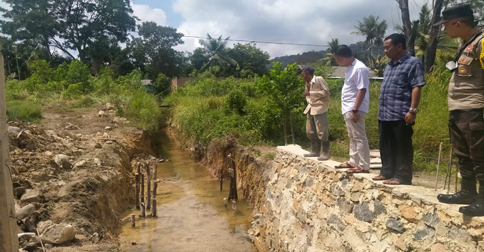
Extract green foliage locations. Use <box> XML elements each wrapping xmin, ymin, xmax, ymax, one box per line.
<box><xmin>65</xmin><ymin>60</ymin><xmax>92</xmax><ymax>92</ymax></box>
<box><xmin>25</xmin><ymin>57</ymin><xmax>54</xmax><ymax>91</ymax></box>
<box><xmin>256</xmin><ymin>62</ymin><xmax>304</xmax><ymax>112</ymax></box>
<box><xmin>148</xmin><ymin>73</ymin><xmax>171</xmax><ymax>96</ymax></box>
<box><xmin>6</xmin><ymin>101</ymin><xmax>42</xmax><ymax>122</ymax></box>
<box><xmin>93</xmin><ymin>67</ymin><xmax>116</xmax><ymax>95</ymax></box>
<box><xmin>227</xmin><ymin>90</ymin><xmax>247</xmax><ymax>115</ymax></box>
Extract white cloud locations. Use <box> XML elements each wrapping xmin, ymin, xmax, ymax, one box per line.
<box><xmin>173</xmin><ymin>0</ymin><xmax>431</xmax><ymax>58</ymax></box>
<box><xmin>132</xmin><ymin>2</ymin><xmax>167</xmax><ymax>26</ymax></box>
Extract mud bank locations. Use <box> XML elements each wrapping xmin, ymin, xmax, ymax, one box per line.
<box><xmin>11</xmin><ymin>106</ymin><xmax>157</xmax><ymax>252</ymax></box>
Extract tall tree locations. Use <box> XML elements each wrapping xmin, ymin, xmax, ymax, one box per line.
<box><xmin>199</xmin><ymin>34</ymin><xmax>238</xmax><ymax>75</ymax></box>
<box><xmin>127</xmin><ymin>22</ymin><xmax>184</xmax><ymax>79</ymax></box>
<box><xmin>323</xmin><ymin>38</ymin><xmax>339</xmax><ymax>66</ymax></box>
<box><xmin>227</xmin><ymin>43</ymin><xmax>270</xmax><ymax>77</ymax></box>
<box><xmin>352</xmin><ymin>15</ymin><xmax>387</xmax><ymax>67</ymax></box>
<box><xmin>352</xmin><ymin>15</ymin><xmax>388</xmax><ymax>47</ymax></box>
<box><xmin>425</xmin><ymin>0</ymin><xmax>445</xmax><ymax>72</ymax></box>
<box><xmin>1</xmin><ymin>0</ymin><xmax>137</xmax><ymax>63</ymax></box>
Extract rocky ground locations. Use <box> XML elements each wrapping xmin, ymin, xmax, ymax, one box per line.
<box><xmin>11</xmin><ymin>103</ymin><xmax>157</xmax><ymax>252</ymax></box>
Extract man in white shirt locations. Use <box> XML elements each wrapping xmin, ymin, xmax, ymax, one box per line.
<box><xmin>333</xmin><ymin>45</ymin><xmax>371</xmax><ymax>173</ymax></box>
<box><xmin>300</xmin><ymin>66</ymin><xmax>331</xmax><ymax>160</ymax></box>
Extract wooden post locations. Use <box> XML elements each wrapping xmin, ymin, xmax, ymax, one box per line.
<box><xmin>153</xmin><ymin>181</ymin><xmax>158</xmax><ymax>197</ymax></box>
<box><xmin>141</xmin><ymin>174</ymin><xmax>145</xmax><ymax>204</ymax></box>
<box><xmin>0</xmin><ymin>41</ymin><xmax>20</xmax><ymax>252</ymax></box>
<box><xmin>146</xmin><ymin>163</ymin><xmax>151</xmax><ymax>210</ymax></box>
<box><xmin>228</xmin><ymin>154</ymin><xmax>238</xmax><ymax>201</ymax></box>
<box><xmin>140</xmin><ymin>202</ymin><xmax>145</xmax><ymax>217</ymax></box>
<box><xmin>135</xmin><ymin>173</ymin><xmax>140</xmax><ymax>209</ymax></box>
<box><xmin>151</xmin><ymin>198</ymin><xmax>157</xmax><ymax>217</ymax></box>
<box><xmin>131</xmin><ymin>214</ymin><xmax>136</xmax><ymax>227</ymax></box>
<box><xmin>435</xmin><ymin>142</ymin><xmax>443</xmax><ymax>190</ymax></box>
<box><xmin>153</xmin><ymin>163</ymin><xmax>157</xmax><ymax>181</ymax></box>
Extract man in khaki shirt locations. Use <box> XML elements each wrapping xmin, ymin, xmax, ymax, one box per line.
<box><xmin>300</xmin><ymin>66</ymin><xmax>331</xmax><ymax>160</ymax></box>
<box><xmin>435</xmin><ymin>4</ymin><xmax>484</xmax><ymax>217</ymax></box>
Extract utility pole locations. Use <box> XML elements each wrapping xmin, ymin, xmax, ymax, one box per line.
<box><xmin>0</xmin><ymin>41</ymin><xmax>20</xmax><ymax>252</ymax></box>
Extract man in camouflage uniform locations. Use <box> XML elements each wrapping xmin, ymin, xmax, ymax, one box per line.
<box><xmin>435</xmin><ymin>4</ymin><xmax>484</xmax><ymax>216</ymax></box>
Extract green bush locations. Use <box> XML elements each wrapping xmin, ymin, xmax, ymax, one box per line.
<box><xmin>6</xmin><ymin>101</ymin><xmax>42</xmax><ymax>122</ymax></box>
<box><xmin>227</xmin><ymin>90</ymin><xmax>247</xmax><ymax>115</ymax></box>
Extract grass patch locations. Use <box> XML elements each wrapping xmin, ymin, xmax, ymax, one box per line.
<box><xmin>6</xmin><ymin>101</ymin><xmax>43</xmax><ymax>122</ymax></box>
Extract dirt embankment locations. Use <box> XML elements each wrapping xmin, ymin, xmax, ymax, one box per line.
<box><xmin>11</xmin><ymin>105</ymin><xmax>157</xmax><ymax>252</ymax></box>
<box><xmin>170</xmin><ymin>131</ymin><xmax>272</xmax><ymax>215</ymax></box>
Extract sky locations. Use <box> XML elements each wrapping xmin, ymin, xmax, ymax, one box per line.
<box><xmin>132</xmin><ymin>0</ymin><xmax>432</xmax><ymax>58</ymax></box>
<box><xmin>1</xmin><ymin>0</ymin><xmax>432</xmax><ymax>59</ymax></box>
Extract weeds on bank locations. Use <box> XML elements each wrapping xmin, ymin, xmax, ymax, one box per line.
<box><xmin>6</xmin><ymin>59</ymin><xmax>163</xmax><ymax>133</ymax></box>
<box><xmin>166</xmin><ymin>65</ymin><xmax>455</xmax><ymax>173</ymax></box>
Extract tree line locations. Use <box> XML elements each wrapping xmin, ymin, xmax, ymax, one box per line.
<box><xmin>0</xmin><ymin>0</ymin><xmax>270</xmax><ymax>83</ymax></box>
<box><xmin>1</xmin><ymin>0</ymin><xmax>483</xmax><ymax>85</ymax></box>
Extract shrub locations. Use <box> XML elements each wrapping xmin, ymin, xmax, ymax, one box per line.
<box><xmin>227</xmin><ymin>90</ymin><xmax>247</xmax><ymax>115</ymax></box>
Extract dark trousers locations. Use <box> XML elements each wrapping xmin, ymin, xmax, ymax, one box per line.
<box><xmin>449</xmin><ymin>109</ymin><xmax>484</xmax><ymax>182</ymax></box>
<box><xmin>379</xmin><ymin>120</ymin><xmax>414</xmax><ymax>183</ymax></box>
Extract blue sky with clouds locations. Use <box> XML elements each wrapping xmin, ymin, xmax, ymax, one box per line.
<box><xmin>133</xmin><ymin>0</ymin><xmax>431</xmax><ymax>58</ymax></box>
<box><xmin>1</xmin><ymin>0</ymin><xmax>432</xmax><ymax>58</ymax></box>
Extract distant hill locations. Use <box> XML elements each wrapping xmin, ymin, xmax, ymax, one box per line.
<box><xmin>270</xmin><ymin>50</ymin><xmax>326</xmax><ymax>67</ymax></box>
<box><xmin>270</xmin><ymin>41</ymin><xmax>384</xmax><ymax>67</ymax></box>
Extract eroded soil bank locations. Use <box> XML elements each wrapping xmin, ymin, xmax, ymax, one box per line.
<box><xmin>13</xmin><ymin>105</ymin><xmax>157</xmax><ymax>252</ymax></box>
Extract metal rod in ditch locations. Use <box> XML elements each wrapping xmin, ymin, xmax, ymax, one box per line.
<box><xmin>435</xmin><ymin>142</ymin><xmax>443</xmax><ymax>190</ymax></box>
<box><xmin>135</xmin><ymin>173</ymin><xmax>140</xmax><ymax>209</ymax></box>
<box><xmin>151</xmin><ymin>198</ymin><xmax>157</xmax><ymax>217</ymax></box>
<box><xmin>455</xmin><ymin>165</ymin><xmax>459</xmax><ymax>193</ymax></box>
<box><xmin>446</xmin><ymin>149</ymin><xmax>454</xmax><ymax>194</ymax></box>
<box><xmin>153</xmin><ymin>181</ymin><xmax>158</xmax><ymax>197</ymax></box>
<box><xmin>140</xmin><ymin>202</ymin><xmax>145</xmax><ymax>217</ymax></box>
<box><xmin>131</xmin><ymin>214</ymin><xmax>136</xmax><ymax>227</ymax></box>
<box><xmin>147</xmin><ymin>163</ymin><xmax>151</xmax><ymax>210</ymax></box>
<box><xmin>141</xmin><ymin>174</ymin><xmax>145</xmax><ymax>204</ymax></box>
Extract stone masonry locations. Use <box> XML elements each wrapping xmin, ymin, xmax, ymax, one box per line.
<box><xmin>254</xmin><ymin>145</ymin><xmax>484</xmax><ymax>252</ymax></box>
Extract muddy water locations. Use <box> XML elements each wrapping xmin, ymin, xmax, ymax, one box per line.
<box><xmin>119</xmin><ymin>133</ymin><xmax>257</xmax><ymax>252</ymax></box>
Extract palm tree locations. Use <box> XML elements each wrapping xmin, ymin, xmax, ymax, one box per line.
<box><xmin>322</xmin><ymin>38</ymin><xmax>339</xmax><ymax>65</ymax></box>
<box><xmin>352</xmin><ymin>15</ymin><xmax>388</xmax><ymax>47</ymax></box>
<box><xmin>352</xmin><ymin>15</ymin><xmax>387</xmax><ymax>68</ymax></box>
<box><xmin>199</xmin><ymin>34</ymin><xmax>238</xmax><ymax>75</ymax></box>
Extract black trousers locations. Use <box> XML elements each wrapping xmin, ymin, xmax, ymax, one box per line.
<box><xmin>379</xmin><ymin>120</ymin><xmax>414</xmax><ymax>183</ymax></box>
<box><xmin>449</xmin><ymin>109</ymin><xmax>484</xmax><ymax>182</ymax></box>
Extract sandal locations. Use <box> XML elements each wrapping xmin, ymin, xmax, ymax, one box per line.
<box><xmin>372</xmin><ymin>175</ymin><xmax>387</xmax><ymax>181</ymax></box>
<box><xmin>334</xmin><ymin>162</ymin><xmax>354</xmax><ymax>169</ymax></box>
<box><xmin>346</xmin><ymin>167</ymin><xmax>370</xmax><ymax>173</ymax></box>
<box><xmin>383</xmin><ymin>178</ymin><xmax>411</xmax><ymax>185</ymax></box>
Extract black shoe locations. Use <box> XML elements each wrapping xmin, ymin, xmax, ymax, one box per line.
<box><xmin>459</xmin><ymin>197</ymin><xmax>484</xmax><ymax>216</ymax></box>
<box><xmin>437</xmin><ymin>190</ymin><xmax>477</xmax><ymax>204</ymax></box>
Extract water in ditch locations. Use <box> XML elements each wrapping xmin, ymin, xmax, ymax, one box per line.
<box><xmin>118</xmin><ymin>132</ymin><xmax>257</xmax><ymax>252</ymax></box>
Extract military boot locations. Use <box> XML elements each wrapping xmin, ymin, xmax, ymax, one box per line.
<box><xmin>318</xmin><ymin>140</ymin><xmax>330</xmax><ymax>161</ymax></box>
<box><xmin>437</xmin><ymin>178</ymin><xmax>477</xmax><ymax>204</ymax></box>
<box><xmin>459</xmin><ymin>182</ymin><xmax>484</xmax><ymax>216</ymax></box>
<box><xmin>304</xmin><ymin>139</ymin><xmax>321</xmax><ymax>157</ymax></box>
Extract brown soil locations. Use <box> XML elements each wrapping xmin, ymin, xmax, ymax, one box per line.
<box><xmin>11</xmin><ymin>104</ymin><xmax>156</xmax><ymax>251</ymax></box>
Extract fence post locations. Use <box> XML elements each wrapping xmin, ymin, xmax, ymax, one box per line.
<box><xmin>0</xmin><ymin>41</ymin><xmax>20</xmax><ymax>252</ymax></box>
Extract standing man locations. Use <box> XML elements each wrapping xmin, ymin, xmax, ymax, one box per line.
<box><xmin>434</xmin><ymin>4</ymin><xmax>484</xmax><ymax>216</ymax></box>
<box><xmin>333</xmin><ymin>45</ymin><xmax>371</xmax><ymax>173</ymax></box>
<box><xmin>300</xmin><ymin>66</ymin><xmax>331</xmax><ymax>161</ymax></box>
<box><xmin>372</xmin><ymin>33</ymin><xmax>426</xmax><ymax>185</ymax></box>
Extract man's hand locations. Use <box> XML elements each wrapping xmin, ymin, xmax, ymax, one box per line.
<box><xmin>303</xmin><ymin>91</ymin><xmax>310</xmax><ymax>96</ymax></box>
<box><xmin>351</xmin><ymin>112</ymin><xmax>360</xmax><ymax>122</ymax></box>
<box><xmin>405</xmin><ymin>112</ymin><xmax>416</xmax><ymax>124</ymax></box>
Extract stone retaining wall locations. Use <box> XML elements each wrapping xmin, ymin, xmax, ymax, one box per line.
<box><xmin>254</xmin><ymin>145</ymin><xmax>484</xmax><ymax>252</ymax></box>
